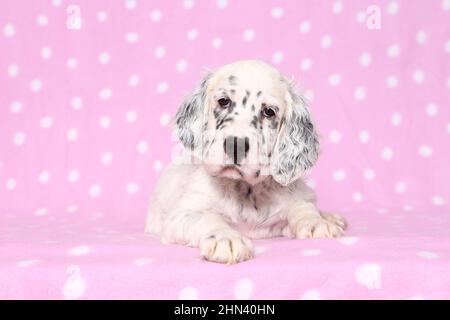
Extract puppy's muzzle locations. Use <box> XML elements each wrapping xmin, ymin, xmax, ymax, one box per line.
<box><xmin>223</xmin><ymin>136</ymin><xmax>249</xmax><ymax>165</ymax></box>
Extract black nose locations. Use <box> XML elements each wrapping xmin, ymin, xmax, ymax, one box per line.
<box><xmin>223</xmin><ymin>136</ymin><xmax>249</xmax><ymax>165</ymax></box>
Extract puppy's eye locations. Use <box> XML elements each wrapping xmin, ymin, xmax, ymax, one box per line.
<box><xmin>218</xmin><ymin>98</ymin><xmax>231</xmax><ymax>107</ymax></box>
<box><xmin>262</xmin><ymin>106</ymin><xmax>276</xmax><ymax>118</ymax></box>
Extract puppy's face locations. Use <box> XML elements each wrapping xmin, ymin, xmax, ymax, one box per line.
<box><xmin>176</xmin><ymin>60</ymin><xmax>320</xmax><ymax>186</ymax></box>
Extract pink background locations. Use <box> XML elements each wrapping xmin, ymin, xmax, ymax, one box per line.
<box><xmin>1</xmin><ymin>0</ymin><xmax>450</xmax><ymax>299</ymax></box>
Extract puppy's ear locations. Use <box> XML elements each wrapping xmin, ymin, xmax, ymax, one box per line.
<box><xmin>270</xmin><ymin>83</ymin><xmax>320</xmax><ymax>186</ymax></box>
<box><xmin>175</xmin><ymin>72</ymin><xmax>212</xmax><ymax>151</ymax></box>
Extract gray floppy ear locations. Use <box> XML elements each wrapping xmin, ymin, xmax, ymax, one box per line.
<box><xmin>270</xmin><ymin>84</ymin><xmax>320</xmax><ymax>186</ymax></box>
<box><xmin>175</xmin><ymin>72</ymin><xmax>212</xmax><ymax>151</ymax></box>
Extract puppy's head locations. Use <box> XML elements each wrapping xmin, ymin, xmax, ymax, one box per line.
<box><xmin>175</xmin><ymin>60</ymin><xmax>319</xmax><ymax>186</ymax></box>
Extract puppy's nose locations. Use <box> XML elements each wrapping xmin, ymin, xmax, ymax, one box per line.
<box><xmin>223</xmin><ymin>136</ymin><xmax>249</xmax><ymax>165</ymax></box>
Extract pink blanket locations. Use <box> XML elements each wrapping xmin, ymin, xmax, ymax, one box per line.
<box><xmin>1</xmin><ymin>0</ymin><xmax>449</xmax><ymax>299</ymax></box>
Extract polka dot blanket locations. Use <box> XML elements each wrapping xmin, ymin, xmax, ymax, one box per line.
<box><xmin>1</xmin><ymin>0</ymin><xmax>449</xmax><ymax>299</ymax></box>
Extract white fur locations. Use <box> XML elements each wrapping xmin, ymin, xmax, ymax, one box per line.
<box><xmin>146</xmin><ymin>60</ymin><xmax>346</xmax><ymax>264</ymax></box>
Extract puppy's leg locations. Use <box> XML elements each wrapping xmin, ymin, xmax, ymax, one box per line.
<box><xmin>162</xmin><ymin>210</ymin><xmax>253</xmax><ymax>264</ymax></box>
<box><xmin>287</xmin><ymin>202</ymin><xmax>346</xmax><ymax>239</ymax></box>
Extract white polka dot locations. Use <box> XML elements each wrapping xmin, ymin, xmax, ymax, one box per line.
<box><xmin>125</xmin><ymin>0</ymin><xmax>137</xmax><ymax>10</ymax></box>
<box><xmin>98</xmin><ymin>52</ymin><xmax>110</xmax><ymax>64</ymax></box>
<box><xmin>7</xmin><ymin>64</ymin><xmax>19</xmax><ymax>77</ymax></box>
<box><xmin>68</xmin><ymin>170</ymin><xmax>80</xmax><ymax>183</ymax></box>
<box><xmin>332</xmin><ymin>170</ymin><xmax>346</xmax><ymax>181</ymax></box>
<box><xmin>3</xmin><ymin>23</ymin><xmax>15</xmax><ymax>37</ymax></box>
<box><xmin>354</xmin><ymin>86</ymin><xmax>366</xmax><ymax>101</ymax></box>
<box><xmin>416</xmin><ymin>30</ymin><xmax>427</xmax><ymax>44</ymax></box>
<box><xmin>387</xmin><ymin>44</ymin><xmax>400</xmax><ymax>58</ymax></box>
<box><xmin>386</xmin><ymin>75</ymin><xmax>398</xmax><ymax>88</ymax></box>
<box><xmin>445</xmin><ymin>40</ymin><xmax>450</xmax><ymax>53</ymax></box>
<box><xmin>137</xmin><ymin>141</ymin><xmax>149</xmax><ymax>154</ymax></box>
<box><xmin>353</xmin><ymin>192</ymin><xmax>363</xmax><ymax>202</ymax></box>
<box><xmin>425</xmin><ymin>103</ymin><xmax>438</xmax><ymax>117</ymax></box>
<box><xmin>328</xmin><ymin>73</ymin><xmax>341</xmax><ymax>86</ymax></box>
<box><xmin>13</xmin><ymin>132</ymin><xmax>26</xmax><ymax>146</ymax></box>
<box><xmin>40</xmin><ymin>116</ymin><xmax>54</xmax><ymax>129</ymax></box>
<box><xmin>126</xmin><ymin>110</ymin><xmax>138</xmax><ymax>123</ymax></box>
<box><xmin>99</xmin><ymin>88</ymin><xmax>112</xmax><ymax>100</ymax></box>
<box><xmin>38</xmin><ymin>170</ymin><xmax>50</xmax><ymax>184</ymax></box>
<box><xmin>178</xmin><ymin>287</ymin><xmax>198</xmax><ymax>300</ymax></box>
<box><xmin>403</xmin><ymin>204</ymin><xmax>414</xmax><ymax>212</ymax></box>
<box><xmin>126</xmin><ymin>183</ymin><xmax>139</xmax><ymax>194</ymax></box>
<box><xmin>67</xmin><ymin>205</ymin><xmax>78</xmax><ymax>213</ymax></box>
<box><xmin>359</xmin><ymin>130</ymin><xmax>370</xmax><ymax>143</ymax></box>
<box><xmin>356</xmin><ymin>11</ymin><xmax>366</xmax><ymax>24</ymax></box>
<box><xmin>271</xmin><ymin>7</ymin><xmax>284</xmax><ymax>19</ymax></box>
<box><xmin>304</xmin><ymin>89</ymin><xmax>314</xmax><ymax>102</ymax></box>
<box><xmin>153</xmin><ymin>160</ymin><xmax>164</xmax><ymax>172</ymax></box>
<box><xmin>329</xmin><ymin>130</ymin><xmax>341</xmax><ymax>143</ymax></box>
<box><xmin>243</xmin><ymin>29</ymin><xmax>255</xmax><ymax>41</ymax></box>
<box><xmin>100</xmin><ymin>116</ymin><xmax>111</xmax><ymax>128</ymax></box>
<box><xmin>299</xmin><ymin>21</ymin><xmax>311</xmax><ymax>34</ymax></box>
<box><xmin>381</xmin><ymin>147</ymin><xmax>393</xmax><ymax>160</ymax></box>
<box><xmin>67</xmin><ymin>57</ymin><xmax>78</xmax><ymax>69</ymax></box>
<box><xmin>125</xmin><ymin>32</ymin><xmax>139</xmax><ymax>43</ymax></box>
<box><xmin>36</xmin><ymin>15</ymin><xmax>48</xmax><ymax>26</ymax></box>
<box><xmin>40</xmin><ymin>46</ymin><xmax>52</xmax><ymax>59</ymax></box>
<box><xmin>212</xmin><ymin>37</ymin><xmax>223</xmax><ymax>49</ymax></box>
<box><xmin>30</xmin><ymin>78</ymin><xmax>42</xmax><ymax>92</ymax></box>
<box><xmin>133</xmin><ymin>258</ymin><xmax>153</xmax><ymax>266</ymax></box>
<box><xmin>34</xmin><ymin>207</ymin><xmax>48</xmax><ymax>217</ymax></box>
<box><xmin>160</xmin><ymin>113</ymin><xmax>171</xmax><ymax>126</ymax></box>
<box><xmin>101</xmin><ymin>152</ymin><xmax>113</xmax><ymax>165</ymax></box>
<box><xmin>187</xmin><ymin>29</ymin><xmax>198</xmax><ymax>41</ymax></box>
<box><xmin>183</xmin><ymin>0</ymin><xmax>195</xmax><ymax>9</ymax></box>
<box><xmin>154</xmin><ymin>46</ymin><xmax>166</xmax><ymax>58</ymax></box>
<box><xmin>52</xmin><ymin>0</ymin><xmax>62</xmax><ymax>7</ymax></box>
<box><xmin>305</xmin><ymin>178</ymin><xmax>316</xmax><ymax>189</ymax></box>
<box><xmin>128</xmin><ymin>74</ymin><xmax>140</xmax><ymax>87</ymax></box>
<box><xmin>418</xmin><ymin>251</ymin><xmax>439</xmax><ymax>259</ymax></box>
<box><xmin>217</xmin><ymin>0</ymin><xmax>228</xmax><ymax>9</ymax></box>
<box><xmin>272</xmin><ymin>51</ymin><xmax>283</xmax><ymax>64</ymax></box>
<box><xmin>234</xmin><ymin>278</ymin><xmax>253</xmax><ymax>299</ymax></box>
<box><xmin>432</xmin><ymin>196</ymin><xmax>445</xmax><ymax>206</ymax></box>
<box><xmin>418</xmin><ymin>145</ymin><xmax>432</xmax><ymax>157</ymax></box>
<box><xmin>364</xmin><ymin>168</ymin><xmax>376</xmax><ymax>180</ymax></box>
<box><xmin>391</xmin><ymin>112</ymin><xmax>402</xmax><ymax>126</ymax></box>
<box><xmin>443</xmin><ymin>0</ymin><xmax>450</xmax><ymax>11</ymax></box>
<box><xmin>301</xmin><ymin>249</ymin><xmax>321</xmax><ymax>256</ymax></box>
<box><xmin>89</xmin><ymin>185</ymin><xmax>102</xmax><ymax>198</ymax></box>
<box><xmin>359</xmin><ymin>52</ymin><xmax>372</xmax><ymax>67</ymax></box>
<box><xmin>97</xmin><ymin>11</ymin><xmax>107</xmax><ymax>22</ymax></box>
<box><xmin>387</xmin><ymin>1</ymin><xmax>399</xmax><ymax>15</ymax></box>
<box><xmin>157</xmin><ymin>82</ymin><xmax>169</xmax><ymax>93</ymax></box>
<box><xmin>6</xmin><ymin>178</ymin><xmax>17</xmax><ymax>190</ymax></box>
<box><xmin>67</xmin><ymin>128</ymin><xmax>78</xmax><ymax>141</ymax></box>
<box><xmin>338</xmin><ymin>237</ymin><xmax>359</xmax><ymax>245</ymax></box>
<box><xmin>150</xmin><ymin>10</ymin><xmax>162</xmax><ymax>22</ymax></box>
<box><xmin>176</xmin><ymin>59</ymin><xmax>188</xmax><ymax>72</ymax></box>
<box><xmin>71</xmin><ymin>96</ymin><xmax>83</xmax><ymax>110</ymax></box>
<box><xmin>10</xmin><ymin>101</ymin><xmax>23</xmax><ymax>113</ymax></box>
<box><xmin>301</xmin><ymin>290</ymin><xmax>320</xmax><ymax>300</ymax></box>
<box><xmin>300</xmin><ymin>58</ymin><xmax>312</xmax><ymax>71</ymax></box>
<box><xmin>69</xmin><ymin>246</ymin><xmax>91</xmax><ymax>256</ymax></box>
<box><xmin>332</xmin><ymin>1</ymin><xmax>343</xmax><ymax>14</ymax></box>
<box><xmin>254</xmin><ymin>246</ymin><xmax>267</xmax><ymax>255</ymax></box>
<box><xmin>413</xmin><ymin>70</ymin><xmax>425</xmax><ymax>84</ymax></box>
<box><xmin>320</xmin><ymin>35</ymin><xmax>332</xmax><ymax>49</ymax></box>
<box><xmin>17</xmin><ymin>259</ymin><xmax>39</xmax><ymax>267</ymax></box>
<box><xmin>355</xmin><ymin>263</ymin><xmax>381</xmax><ymax>289</ymax></box>
<box><xmin>395</xmin><ymin>181</ymin><xmax>406</xmax><ymax>193</ymax></box>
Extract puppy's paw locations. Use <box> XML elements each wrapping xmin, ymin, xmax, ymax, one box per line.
<box><xmin>199</xmin><ymin>229</ymin><xmax>253</xmax><ymax>264</ymax></box>
<box><xmin>293</xmin><ymin>215</ymin><xmax>345</xmax><ymax>239</ymax></box>
<box><xmin>321</xmin><ymin>212</ymin><xmax>347</xmax><ymax>230</ymax></box>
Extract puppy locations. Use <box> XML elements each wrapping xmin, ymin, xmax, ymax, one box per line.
<box><xmin>146</xmin><ymin>60</ymin><xmax>346</xmax><ymax>264</ymax></box>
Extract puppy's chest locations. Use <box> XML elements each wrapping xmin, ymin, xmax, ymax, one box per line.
<box><xmin>219</xmin><ymin>183</ymin><xmax>283</xmax><ymax>227</ymax></box>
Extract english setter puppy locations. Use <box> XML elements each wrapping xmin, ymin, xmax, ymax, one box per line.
<box><xmin>146</xmin><ymin>60</ymin><xmax>346</xmax><ymax>264</ymax></box>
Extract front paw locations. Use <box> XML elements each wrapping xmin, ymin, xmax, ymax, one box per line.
<box><xmin>293</xmin><ymin>216</ymin><xmax>345</xmax><ymax>239</ymax></box>
<box><xmin>199</xmin><ymin>229</ymin><xmax>253</xmax><ymax>264</ymax></box>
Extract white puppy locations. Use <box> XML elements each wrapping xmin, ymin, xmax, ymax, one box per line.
<box><xmin>146</xmin><ymin>60</ymin><xmax>346</xmax><ymax>264</ymax></box>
